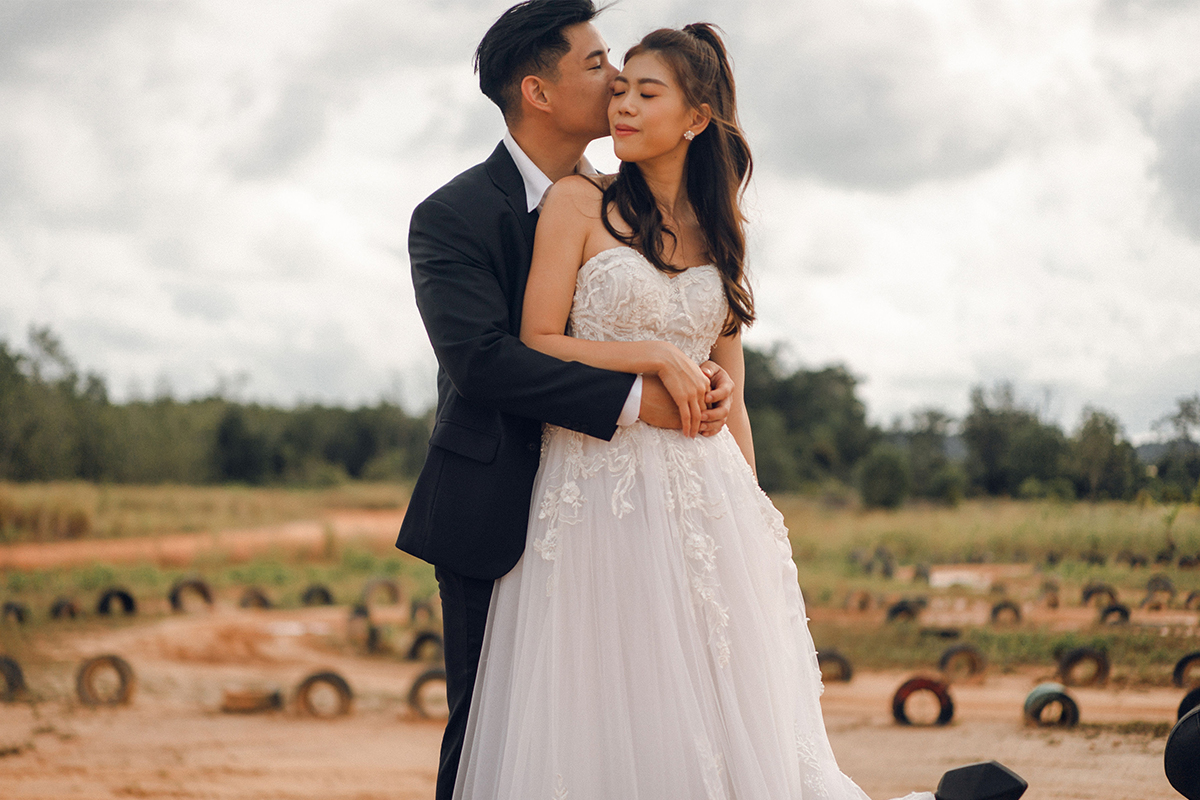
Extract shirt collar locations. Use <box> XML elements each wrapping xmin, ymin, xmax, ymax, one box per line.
<box><xmin>502</xmin><ymin>130</ymin><xmax>595</xmax><ymax>213</ymax></box>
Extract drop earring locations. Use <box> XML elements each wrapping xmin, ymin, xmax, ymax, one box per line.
<box><xmin>683</xmin><ymin>130</ymin><xmax>695</xmax><ymax>141</ymax></box>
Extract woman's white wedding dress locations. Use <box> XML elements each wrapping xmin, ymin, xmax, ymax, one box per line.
<box><xmin>454</xmin><ymin>246</ymin><xmax>933</xmax><ymax>800</ymax></box>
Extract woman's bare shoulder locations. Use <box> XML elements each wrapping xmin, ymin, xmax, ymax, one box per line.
<box><xmin>542</xmin><ymin>174</ymin><xmax>606</xmax><ymax>219</ymax></box>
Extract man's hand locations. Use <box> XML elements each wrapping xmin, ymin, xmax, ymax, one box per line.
<box><xmin>639</xmin><ymin>362</ymin><xmax>734</xmax><ymax>436</ymax></box>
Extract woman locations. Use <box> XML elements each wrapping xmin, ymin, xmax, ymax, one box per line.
<box><xmin>454</xmin><ymin>24</ymin><xmax>933</xmax><ymax>800</ymax></box>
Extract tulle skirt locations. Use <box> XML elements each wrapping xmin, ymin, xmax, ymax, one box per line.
<box><xmin>453</xmin><ymin>423</ymin><xmax>933</xmax><ymax>800</ymax></box>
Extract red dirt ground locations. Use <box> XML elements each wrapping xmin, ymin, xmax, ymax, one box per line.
<box><xmin>0</xmin><ymin>518</ymin><xmax>1184</xmax><ymax>799</ymax></box>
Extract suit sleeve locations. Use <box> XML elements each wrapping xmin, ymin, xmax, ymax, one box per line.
<box><xmin>409</xmin><ymin>197</ymin><xmax>636</xmax><ymax>441</ymax></box>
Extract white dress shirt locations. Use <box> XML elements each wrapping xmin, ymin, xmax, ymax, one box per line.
<box><xmin>503</xmin><ymin>132</ymin><xmax>643</xmax><ymax>426</ymax></box>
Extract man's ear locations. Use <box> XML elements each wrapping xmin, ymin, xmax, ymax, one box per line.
<box><xmin>689</xmin><ymin>103</ymin><xmax>713</xmax><ymax>136</ymax></box>
<box><xmin>520</xmin><ymin>74</ymin><xmax>553</xmax><ymax>115</ymax></box>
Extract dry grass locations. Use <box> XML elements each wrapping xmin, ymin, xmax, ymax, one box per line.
<box><xmin>778</xmin><ymin>495</ymin><xmax>1200</xmax><ymax>566</ymax></box>
<box><xmin>0</xmin><ymin>481</ymin><xmax>410</xmax><ymax>544</ymax></box>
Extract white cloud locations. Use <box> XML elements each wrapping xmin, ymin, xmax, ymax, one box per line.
<box><xmin>0</xmin><ymin>0</ymin><xmax>1197</xmax><ymax>437</ymax></box>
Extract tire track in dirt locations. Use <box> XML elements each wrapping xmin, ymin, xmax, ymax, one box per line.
<box><xmin>0</xmin><ymin>509</ymin><xmax>408</xmax><ymax>570</ymax></box>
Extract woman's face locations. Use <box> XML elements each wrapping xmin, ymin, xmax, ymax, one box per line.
<box><xmin>609</xmin><ymin>52</ymin><xmax>697</xmax><ymax>163</ymax></box>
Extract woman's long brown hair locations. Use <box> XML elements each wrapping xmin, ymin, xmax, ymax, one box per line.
<box><xmin>602</xmin><ymin>23</ymin><xmax>755</xmax><ymax>335</ymax></box>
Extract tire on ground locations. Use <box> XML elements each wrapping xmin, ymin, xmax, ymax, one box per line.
<box><xmin>1058</xmin><ymin>646</ymin><xmax>1110</xmax><ymax>687</ymax></box>
<box><xmin>0</xmin><ymin>656</ymin><xmax>26</xmax><ymax>701</ymax></box>
<box><xmin>1165</xmin><ymin>704</ymin><xmax>1200</xmax><ymax>800</ymax></box>
<box><xmin>407</xmin><ymin>667</ymin><xmax>449</xmax><ymax>720</ymax></box>
<box><xmin>1148</xmin><ymin>573</ymin><xmax>1177</xmax><ymax>596</ymax></box>
<box><xmin>408</xmin><ymin>631</ymin><xmax>445</xmax><ymax>662</ymax></box>
<box><xmin>360</xmin><ymin>577</ymin><xmax>403</xmax><ymax>607</ymax></box>
<box><xmin>238</xmin><ymin>586</ymin><xmax>273</xmax><ymax>609</ymax></box>
<box><xmin>892</xmin><ymin>676</ymin><xmax>954</xmax><ymax>726</ymax></box>
<box><xmin>410</xmin><ymin>597</ymin><xmax>440</xmax><ymax>626</ymax></box>
<box><xmin>886</xmin><ymin>599</ymin><xmax>921</xmax><ymax>623</ymax></box>
<box><xmin>50</xmin><ymin>597</ymin><xmax>80</xmax><ymax>619</ymax></box>
<box><xmin>220</xmin><ymin>688</ymin><xmax>283</xmax><ymax>713</ymax></box>
<box><xmin>347</xmin><ymin>604</ymin><xmax>382</xmax><ymax>654</ymax></box>
<box><xmin>1175</xmin><ymin>652</ymin><xmax>1200</xmax><ymax>688</ymax></box>
<box><xmin>843</xmin><ymin>590</ymin><xmax>873</xmax><ymax>612</ymax></box>
<box><xmin>301</xmin><ymin>584</ymin><xmax>335</xmax><ymax>607</ymax></box>
<box><xmin>990</xmin><ymin>600</ymin><xmax>1021</xmax><ymax>625</ymax></box>
<box><xmin>1040</xmin><ymin>579</ymin><xmax>1061</xmax><ymax>609</ymax></box>
<box><xmin>919</xmin><ymin>627</ymin><xmax>962</xmax><ymax>640</ymax></box>
<box><xmin>1081</xmin><ymin>582</ymin><xmax>1117</xmax><ymax>608</ymax></box>
<box><xmin>817</xmin><ymin>650</ymin><xmax>853</xmax><ymax>683</ymax></box>
<box><xmin>168</xmin><ymin>577</ymin><xmax>213</xmax><ymax>612</ymax></box>
<box><xmin>1023</xmin><ymin>682</ymin><xmax>1080</xmax><ymax>727</ymax></box>
<box><xmin>2</xmin><ymin>601</ymin><xmax>29</xmax><ymax>625</ymax></box>
<box><xmin>1098</xmin><ymin>603</ymin><xmax>1131</xmax><ymax>626</ymax></box>
<box><xmin>76</xmin><ymin>654</ymin><xmax>136</xmax><ymax>706</ymax></box>
<box><xmin>96</xmin><ymin>588</ymin><xmax>137</xmax><ymax>616</ymax></box>
<box><xmin>939</xmin><ymin>643</ymin><xmax>987</xmax><ymax>681</ymax></box>
<box><xmin>295</xmin><ymin>671</ymin><xmax>353</xmax><ymax>717</ymax></box>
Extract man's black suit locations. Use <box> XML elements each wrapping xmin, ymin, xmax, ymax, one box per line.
<box><xmin>400</xmin><ymin>142</ymin><xmax>636</xmax><ymax>799</ymax></box>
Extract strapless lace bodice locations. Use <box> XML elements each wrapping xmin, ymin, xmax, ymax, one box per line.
<box><xmin>569</xmin><ymin>246</ymin><xmax>727</xmax><ymax>364</ymax></box>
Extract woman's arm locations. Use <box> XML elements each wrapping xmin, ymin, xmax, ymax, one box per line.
<box><xmin>521</xmin><ymin>176</ymin><xmax>710</xmax><ymax>436</ymax></box>
<box><xmin>708</xmin><ymin>329</ymin><xmax>755</xmax><ymax>475</ymax></box>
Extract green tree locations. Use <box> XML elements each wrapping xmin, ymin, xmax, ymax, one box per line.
<box><xmin>1071</xmin><ymin>407</ymin><xmax>1136</xmax><ymax>500</ymax></box>
<box><xmin>962</xmin><ymin>383</ymin><xmax>1069</xmax><ymax>497</ymax></box>
<box><xmin>858</xmin><ymin>444</ymin><xmax>911</xmax><ymax>509</ymax></box>
<box><xmin>742</xmin><ymin>346</ymin><xmax>878</xmax><ymax>490</ymax></box>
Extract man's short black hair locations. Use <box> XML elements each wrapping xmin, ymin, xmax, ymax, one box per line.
<box><xmin>474</xmin><ymin>0</ymin><xmax>600</xmax><ymax>122</ymax></box>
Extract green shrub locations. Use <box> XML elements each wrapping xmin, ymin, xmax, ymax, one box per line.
<box><xmin>858</xmin><ymin>445</ymin><xmax>911</xmax><ymax>509</ymax></box>
<box><xmin>927</xmin><ymin>463</ymin><xmax>967</xmax><ymax>506</ymax></box>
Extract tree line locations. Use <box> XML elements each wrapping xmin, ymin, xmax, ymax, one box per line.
<box><xmin>1</xmin><ymin>328</ymin><xmax>1198</xmax><ymax>508</ymax></box>
<box><xmin>0</xmin><ymin>328</ymin><xmax>428</xmax><ymax>486</ymax></box>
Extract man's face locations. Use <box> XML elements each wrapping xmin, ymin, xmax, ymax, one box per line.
<box><xmin>543</xmin><ymin>22</ymin><xmax>618</xmax><ymax>140</ymax></box>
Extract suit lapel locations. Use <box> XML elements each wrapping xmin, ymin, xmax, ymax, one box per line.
<box><xmin>485</xmin><ymin>143</ymin><xmax>538</xmax><ymax>250</ymax></box>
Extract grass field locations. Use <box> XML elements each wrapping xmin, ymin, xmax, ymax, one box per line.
<box><xmin>0</xmin><ymin>481</ymin><xmax>409</xmax><ymax>543</ymax></box>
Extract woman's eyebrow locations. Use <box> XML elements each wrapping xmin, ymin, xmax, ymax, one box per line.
<box><xmin>612</xmin><ymin>76</ymin><xmax>668</xmax><ymax>87</ymax></box>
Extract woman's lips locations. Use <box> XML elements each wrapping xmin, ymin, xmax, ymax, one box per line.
<box><xmin>613</xmin><ymin>124</ymin><xmax>638</xmax><ymax>137</ymax></box>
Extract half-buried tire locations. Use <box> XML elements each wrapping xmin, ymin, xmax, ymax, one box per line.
<box><xmin>408</xmin><ymin>631</ymin><xmax>445</xmax><ymax>662</ymax></box>
<box><xmin>238</xmin><ymin>586</ymin><xmax>273</xmax><ymax>609</ymax></box>
<box><xmin>96</xmin><ymin>588</ymin><xmax>137</xmax><ymax>616</ymax></box>
<box><xmin>301</xmin><ymin>584</ymin><xmax>335</xmax><ymax>607</ymax></box>
<box><xmin>50</xmin><ymin>597</ymin><xmax>80</xmax><ymax>619</ymax></box>
<box><xmin>2</xmin><ymin>601</ymin><xmax>29</xmax><ymax>625</ymax></box>
<box><xmin>360</xmin><ymin>577</ymin><xmax>402</xmax><ymax>607</ymax></box>
<box><xmin>892</xmin><ymin>676</ymin><xmax>954</xmax><ymax>726</ymax></box>
<box><xmin>939</xmin><ymin>643</ymin><xmax>987</xmax><ymax>681</ymax></box>
<box><xmin>990</xmin><ymin>600</ymin><xmax>1021</xmax><ymax>625</ymax></box>
<box><xmin>1175</xmin><ymin>652</ymin><xmax>1200</xmax><ymax>689</ymax></box>
<box><xmin>817</xmin><ymin>650</ymin><xmax>853</xmax><ymax>683</ymax></box>
<box><xmin>0</xmin><ymin>656</ymin><xmax>26</xmax><ymax>701</ymax></box>
<box><xmin>1166</xmin><ymin>704</ymin><xmax>1200</xmax><ymax>799</ymax></box>
<box><xmin>1058</xmin><ymin>647</ymin><xmax>1109</xmax><ymax>687</ymax></box>
<box><xmin>408</xmin><ymin>667</ymin><xmax>449</xmax><ymax>720</ymax></box>
<box><xmin>886</xmin><ymin>599</ymin><xmax>922</xmax><ymax>623</ymax></box>
<box><xmin>1081</xmin><ymin>582</ymin><xmax>1117</xmax><ymax>608</ymax></box>
<box><xmin>76</xmin><ymin>655</ymin><xmax>135</xmax><ymax>706</ymax></box>
<box><xmin>168</xmin><ymin>577</ymin><xmax>213</xmax><ymax>612</ymax></box>
<box><xmin>1098</xmin><ymin>603</ymin><xmax>1130</xmax><ymax>626</ymax></box>
<box><xmin>1023</xmin><ymin>682</ymin><xmax>1079</xmax><ymax>727</ymax></box>
<box><xmin>295</xmin><ymin>671</ymin><xmax>353</xmax><ymax>717</ymax></box>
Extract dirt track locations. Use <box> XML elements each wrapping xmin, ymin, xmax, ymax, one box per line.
<box><xmin>0</xmin><ymin>601</ymin><xmax>1181</xmax><ymax>799</ymax></box>
<box><xmin>0</xmin><ymin>510</ymin><xmax>408</xmax><ymax>571</ymax></box>
<box><xmin>0</xmin><ymin>521</ymin><xmax>1186</xmax><ymax>799</ymax></box>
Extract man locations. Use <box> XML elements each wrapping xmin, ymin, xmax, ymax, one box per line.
<box><xmin>399</xmin><ymin>2</ymin><xmax>733</xmax><ymax>797</ymax></box>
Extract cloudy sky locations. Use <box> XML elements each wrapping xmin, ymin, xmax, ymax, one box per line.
<box><xmin>2</xmin><ymin>0</ymin><xmax>1198</xmax><ymax>439</ymax></box>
